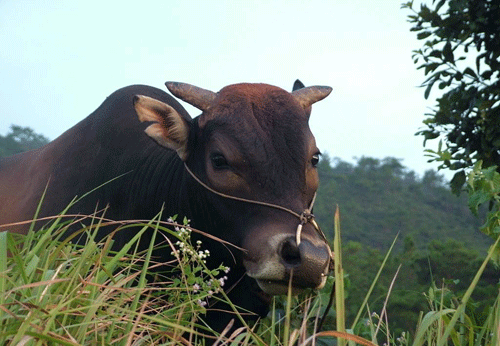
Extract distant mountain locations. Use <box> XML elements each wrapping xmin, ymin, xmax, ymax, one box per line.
<box><xmin>0</xmin><ymin>125</ymin><xmax>49</xmax><ymax>158</ymax></box>
<box><xmin>314</xmin><ymin>155</ymin><xmax>492</xmax><ymax>253</ymax></box>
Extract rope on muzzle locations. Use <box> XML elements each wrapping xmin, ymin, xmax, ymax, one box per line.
<box><xmin>183</xmin><ymin>163</ymin><xmax>333</xmax><ymax>270</ymax></box>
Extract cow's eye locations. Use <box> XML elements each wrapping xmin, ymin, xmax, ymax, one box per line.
<box><xmin>211</xmin><ymin>153</ymin><xmax>230</xmax><ymax>169</ymax></box>
<box><xmin>311</xmin><ymin>153</ymin><xmax>320</xmax><ymax>167</ymax></box>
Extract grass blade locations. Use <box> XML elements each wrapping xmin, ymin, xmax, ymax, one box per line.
<box><xmin>351</xmin><ymin>232</ymin><xmax>400</xmax><ymax>330</ymax></box>
<box><xmin>334</xmin><ymin>206</ymin><xmax>346</xmax><ymax>346</ymax></box>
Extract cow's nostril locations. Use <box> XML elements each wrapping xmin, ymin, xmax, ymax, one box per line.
<box><xmin>280</xmin><ymin>239</ymin><xmax>301</xmax><ymax>266</ymax></box>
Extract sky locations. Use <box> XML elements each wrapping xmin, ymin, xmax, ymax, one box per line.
<box><xmin>0</xmin><ymin>0</ymin><xmax>444</xmax><ymax>177</ymax></box>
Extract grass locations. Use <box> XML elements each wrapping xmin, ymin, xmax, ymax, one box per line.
<box><xmin>0</xmin><ymin>209</ymin><xmax>228</xmax><ymax>345</ymax></box>
<box><xmin>1</xmin><ymin>205</ymin><xmax>499</xmax><ymax>345</ymax></box>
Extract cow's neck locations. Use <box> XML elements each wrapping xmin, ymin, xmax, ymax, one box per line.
<box><xmin>124</xmin><ymin>147</ymin><xmax>188</xmax><ymax>222</ymax></box>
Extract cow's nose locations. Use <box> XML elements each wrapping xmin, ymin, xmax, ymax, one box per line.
<box><xmin>280</xmin><ymin>238</ymin><xmax>302</xmax><ymax>266</ymax></box>
<box><xmin>279</xmin><ymin>237</ymin><xmax>330</xmax><ymax>288</ymax></box>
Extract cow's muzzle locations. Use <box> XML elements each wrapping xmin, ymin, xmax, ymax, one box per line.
<box><xmin>244</xmin><ymin>234</ymin><xmax>332</xmax><ymax>296</ymax></box>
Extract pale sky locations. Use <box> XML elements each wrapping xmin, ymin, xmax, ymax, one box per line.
<box><xmin>0</xmin><ymin>0</ymin><xmax>442</xmax><ymax>177</ymax></box>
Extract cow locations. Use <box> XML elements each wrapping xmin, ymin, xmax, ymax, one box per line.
<box><xmin>0</xmin><ymin>80</ymin><xmax>333</xmax><ymax>335</ymax></box>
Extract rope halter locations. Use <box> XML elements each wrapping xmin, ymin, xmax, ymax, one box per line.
<box><xmin>183</xmin><ymin>163</ymin><xmax>333</xmax><ymax>264</ymax></box>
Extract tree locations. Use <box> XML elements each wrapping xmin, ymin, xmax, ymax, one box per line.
<box><xmin>0</xmin><ymin>125</ymin><xmax>50</xmax><ymax>157</ymax></box>
<box><xmin>404</xmin><ymin>0</ymin><xmax>500</xmax><ymax>193</ymax></box>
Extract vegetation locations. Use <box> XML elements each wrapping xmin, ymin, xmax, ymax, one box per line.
<box><xmin>0</xmin><ymin>207</ymin><xmax>237</xmax><ymax>344</ymax></box>
<box><xmin>313</xmin><ymin>155</ymin><xmax>500</xmax><ymax>340</ymax></box>
<box><xmin>1</xmin><ymin>195</ymin><xmax>499</xmax><ymax>345</ymax></box>
<box><xmin>0</xmin><ymin>201</ymin><xmax>370</xmax><ymax>346</ymax></box>
<box><xmin>314</xmin><ymin>155</ymin><xmax>490</xmax><ymax>251</ymax></box>
<box><xmin>403</xmin><ymin>0</ymin><xmax>500</xmax><ymax>194</ymax></box>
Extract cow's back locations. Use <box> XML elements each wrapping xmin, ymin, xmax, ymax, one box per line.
<box><xmin>0</xmin><ymin>148</ymin><xmax>52</xmax><ymax>232</ymax></box>
<box><xmin>0</xmin><ymin>85</ymin><xmax>189</xmax><ymax>234</ymax></box>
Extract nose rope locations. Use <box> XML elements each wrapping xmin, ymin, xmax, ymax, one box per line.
<box><xmin>183</xmin><ymin>163</ymin><xmax>331</xmax><ymax>249</ymax></box>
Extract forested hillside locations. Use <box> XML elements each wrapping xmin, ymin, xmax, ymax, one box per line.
<box><xmin>314</xmin><ymin>155</ymin><xmax>497</xmax><ymax>334</ymax></box>
<box><xmin>314</xmin><ymin>154</ymin><xmax>492</xmax><ymax>252</ymax></box>
<box><xmin>0</xmin><ymin>125</ymin><xmax>49</xmax><ymax>157</ymax></box>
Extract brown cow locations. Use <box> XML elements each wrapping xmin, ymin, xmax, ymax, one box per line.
<box><xmin>0</xmin><ymin>81</ymin><xmax>332</xmax><ymax>334</ymax></box>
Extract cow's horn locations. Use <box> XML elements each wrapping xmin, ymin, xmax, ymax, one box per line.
<box><xmin>165</xmin><ymin>82</ymin><xmax>216</xmax><ymax>111</ymax></box>
<box><xmin>292</xmin><ymin>86</ymin><xmax>332</xmax><ymax>108</ymax></box>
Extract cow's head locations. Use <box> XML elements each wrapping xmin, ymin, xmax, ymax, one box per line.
<box><xmin>133</xmin><ymin>81</ymin><xmax>332</xmax><ymax>296</ymax></box>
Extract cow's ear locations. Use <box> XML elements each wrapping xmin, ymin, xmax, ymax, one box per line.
<box><xmin>291</xmin><ymin>79</ymin><xmax>312</xmax><ymax>117</ymax></box>
<box><xmin>293</xmin><ymin>79</ymin><xmax>305</xmax><ymax>91</ymax></box>
<box><xmin>133</xmin><ymin>95</ymin><xmax>190</xmax><ymax>161</ymax></box>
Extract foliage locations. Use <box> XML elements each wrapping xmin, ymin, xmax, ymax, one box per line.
<box><xmin>465</xmin><ymin>160</ymin><xmax>500</xmax><ymax>263</ymax></box>
<box><xmin>318</xmin><ymin>207</ymin><xmax>500</xmax><ymax>346</ymax></box>
<box><xmin>337</xmin><ymin>224</ymin><xmax>500</xmax><ymax>345</ymax></box>
<box><xmin>403</xmin><ymin>0</ymin><xmax>500</xmax><ymax>194</ymax></box>
<box><xmin>314</xmin><ymin>157</ymin><xmax>500</xmax><ymax>342</ymax></box>
<box><xmin>0</xmin><ymin>125</ymin><xmax>49</xmax><ymax>157</ymax></box>
<box><xmin>411</xmin><ymin>233</ymin><xmax>500</xmax><ymax>346</ymax></box>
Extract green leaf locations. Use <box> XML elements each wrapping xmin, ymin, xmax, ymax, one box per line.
<box><xmin>443</xmin><ymin>42</ymin><xmax>454</xmax><ymax>63</ymax></box>
<box><xmin>435</xmin><ymin>0</ymin><xmax>446</xmax><ymax>11</ymax></box>
<box><xmin>450</xmin><ymin>170</ymin><xmax>466</xmax><ymax>195</ymax></box>
<box><xmin>463</xmin><ymin>67</ymin><xmax>477</xmax><ymax>79</ymax></box>
<box><xmin>468</xmin><ymin>190</ymin><xmax>490</xmax><ymax>214</ymax></box>
<box><xmin>424</xmin><ymin>62</ymin><xmax>440</xmax><ymax>75</ymax></box>
<box><xmin>424</xmin><ymin>76</ymin><xmax>437</xmax><ymax>99</ymax></box>
<box><xmin>481</xmin><ymin>70</ymin><xmax>493</xmax><ymax>79</ymax></box>
<box><xmin>417</xmin><ymin>31</ymin><xmax>432</xmax><ymax>40</ymax></box>
<box><xmin>429</xmin><ymin>50</ymin><xmax>441</xmax><ymax>58</ymax></box>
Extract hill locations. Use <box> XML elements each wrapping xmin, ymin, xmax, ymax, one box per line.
<box><xmin>314</xmin><ymin>155</ymin><xmax>492</xmax><ymax>253</ymax></box>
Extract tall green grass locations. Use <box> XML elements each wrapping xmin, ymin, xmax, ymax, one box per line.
<box><xmin>1</xmin><ymin>201</ymin><xmax>498</xmax><ymax>345</ymax></box>
<box><xmin>0</xmin><ymin>210</ymin><xmax>236</xmax><ymax>345</ymax></box>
